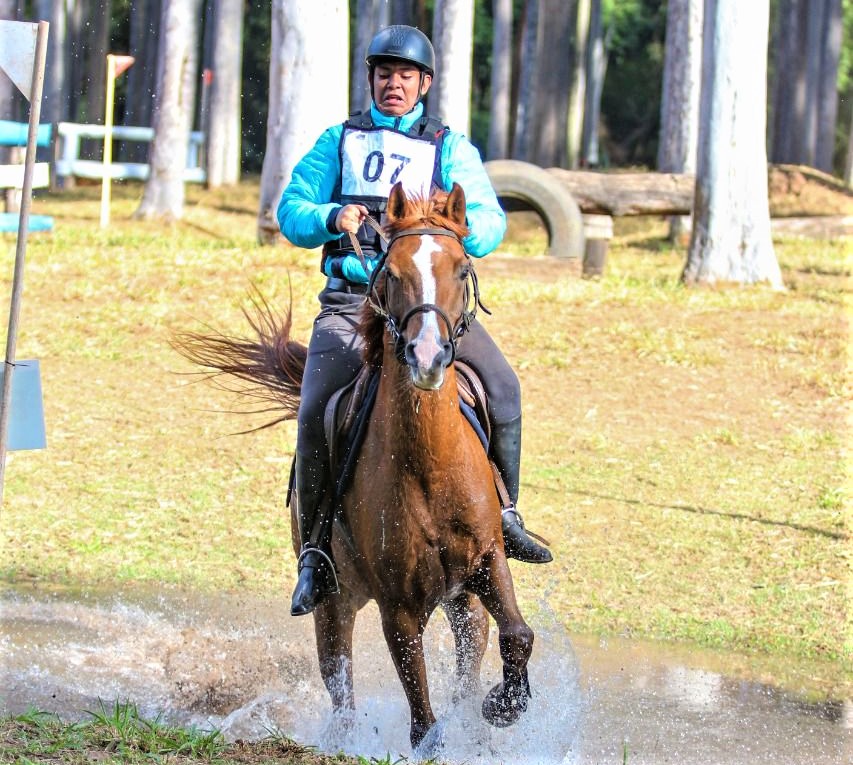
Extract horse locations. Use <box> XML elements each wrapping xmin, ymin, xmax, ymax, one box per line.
<box><xmin>175</xmin><ymin>182</ymin><xmax>534</xmax><ymax>754</ymax></box>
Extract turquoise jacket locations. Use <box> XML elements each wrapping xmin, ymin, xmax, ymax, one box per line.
<box><xmin>277</xmin><ymin>102</ymin><xmax>506</xmax><ymax>283</ymax></box>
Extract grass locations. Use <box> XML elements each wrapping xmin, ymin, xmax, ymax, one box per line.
<box><xmin>0</xmin><ymin>703</ymin><xmax>367</xmax><ymax>764</ymax></box>
<box><xmin>0</xmin><ymin>180</ymin><xmax>850</xmax><ymax>761</ymax></box>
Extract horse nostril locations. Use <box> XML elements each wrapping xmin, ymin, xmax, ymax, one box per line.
<box><xmin>442</xmin><ymin>340</ymin><xmax>454</xmax><ymax>364</ymax></box>
<box><xmin>405</xmin><ymin>341</ymin><xmax>418</xmax><ymax>366</ymax></box>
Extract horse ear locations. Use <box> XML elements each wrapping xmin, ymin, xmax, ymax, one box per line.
<box><xmin>387</xmin><ymin>182</ymin><xmax>407</xmax><ymax>222</ymax></box>
<box><xmin>446</xmin><ymin>182</ymin><xmax>467</xmax><ymax>227</ymax></box>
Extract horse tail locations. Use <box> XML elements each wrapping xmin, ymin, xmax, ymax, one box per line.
<box><xmin>172</xmin><ymin>288</ymin><xmax>306</xmax><ymax>430</ymax></box>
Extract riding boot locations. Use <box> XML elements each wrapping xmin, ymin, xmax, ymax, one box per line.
<box><xmin>290</xmin><ymin>453</ymin><xmax>339</xmax><ymax>616</ymax></box>
<box><xmin>490</xmin><ymin>417</ymin><xmax>553</xmax><ymax>564</ymax></box>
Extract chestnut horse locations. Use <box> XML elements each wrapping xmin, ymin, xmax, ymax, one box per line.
<box><xmin>177</xmin><ymin>183</ymin><xmax>533</xmax><ymax>754</ymax></box>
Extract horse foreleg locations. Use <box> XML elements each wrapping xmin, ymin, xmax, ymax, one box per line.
<box><xmin>312</xmin><ymin>598</ymin><xmax>357</xmax><ymax>724</ymax></box>
<box><xmin>469</xmin><ymin>555</ymin><xmax>534</xmax><ymax>728</ymax></box>
<box><xmin>380</xmin><ymin>607</ymin><xmax>436</xmax><ymax>750</ymax></box>
<box><xmin>443</xmin><ymin>592</ymin><xmax>489</xmax><ymax>701</ymax></box>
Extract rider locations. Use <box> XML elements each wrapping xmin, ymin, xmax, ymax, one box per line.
<box><xmin>278</xmin><ymin>25</ymin><xmax>552</xmax><ymax>617</ymax></box>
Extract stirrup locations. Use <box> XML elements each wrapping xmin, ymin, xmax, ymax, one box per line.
<box><xmin>296</xmin><ymin>546</ymin><xmax>340</xmax><ymax>591</ymax></box>
<box><xmin>501</xmin><ymin>506</ymin><xmax>553</xmax><ymax>564</ymax></box>
<box><xmin>291</xmin><ymin>547</ymin><xmax>340</xmax><ymax>616</ymax></box>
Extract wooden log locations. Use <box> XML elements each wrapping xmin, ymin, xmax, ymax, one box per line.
<box><xmin>547</xmin><ymin>168</ymin><xmax>695</xmax><ymax>216</ymax></box>
<box><xmin>547</xmin><ymin>164</ymin><xmax>853</xmax><ymax>218</ymax></box>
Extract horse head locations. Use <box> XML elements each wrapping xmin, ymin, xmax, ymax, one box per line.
<box><xmin>365</xmin><ymin>182</ymin><xmax>479</xmax><ymax>390</ymax></box>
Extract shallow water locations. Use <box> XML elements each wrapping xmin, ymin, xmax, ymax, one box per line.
<box><xmin>1</xmin><ymin>584</ymin><xmax>849</xmax><ymax>764</ymax></box>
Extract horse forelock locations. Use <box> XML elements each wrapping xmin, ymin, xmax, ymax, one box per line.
<box><xmin>384</xmin><ymin>191</ymin><xmax>469</xmax><ymax>241</ymax></box>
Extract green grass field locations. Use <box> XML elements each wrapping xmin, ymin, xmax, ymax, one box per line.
<box><xmin>1</xmin><ymin>180</ymin><xmax>850</xmax><ymax>710</ymax></box>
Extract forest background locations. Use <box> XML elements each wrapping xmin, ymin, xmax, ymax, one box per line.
<box><xmin>3</xmin><ymin>0</ymin><xmax>852</xmax><ymax>182</ymax></box>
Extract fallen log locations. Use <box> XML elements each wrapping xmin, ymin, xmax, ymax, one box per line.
<box><xmin>546</xmin><ymin>164</ymin><xmax>853</xmax><ymax>218</ymax></box>
<box><xmin>546</xmin><ymin>168</ymin><xmax>694</xmax><ymax>216</ymax></box>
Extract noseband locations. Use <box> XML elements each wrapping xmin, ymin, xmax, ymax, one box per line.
<box><xmin>362</xmin><ymin>223</ymin><xmax>489</xmax><ymax>363</ymax></box>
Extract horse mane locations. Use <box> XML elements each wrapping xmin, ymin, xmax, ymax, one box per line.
<box><xmin>359</xmin><ymin>189</ymin><xmax>470</xmax><ymax>368</ymax></box>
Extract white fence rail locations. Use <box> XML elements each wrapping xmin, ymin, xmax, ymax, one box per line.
<box><xmin>55</xmin><ymin>122</ymin><xmax>206</xmax><ymax>183</ymax></box>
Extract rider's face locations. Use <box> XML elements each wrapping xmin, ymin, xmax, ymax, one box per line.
<box><xmin>371</xmin><ymin>61</ymin><xmax>432</xmax><ymax>117</ymax></box>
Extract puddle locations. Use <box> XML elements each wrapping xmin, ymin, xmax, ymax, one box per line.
<box><xmin>1</xmin><ymin>583</ymin><xmax>849</xmax><ymax>764</ymax></box>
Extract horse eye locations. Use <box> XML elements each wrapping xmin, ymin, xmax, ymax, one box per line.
<box><xmin>459</xmin><ymin>264</ymin><xmax>471</xmax><ymax>281</ymax></box>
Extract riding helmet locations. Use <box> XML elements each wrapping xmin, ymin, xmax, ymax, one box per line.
<box><xmin>365</xmin><ymin>25</ymin><xmax>435</xmax><ymax>75</ymax></box>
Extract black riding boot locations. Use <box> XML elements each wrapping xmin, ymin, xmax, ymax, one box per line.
<box><xmin>290</xmin><ymin>453</ymin><xmax>339</xmax><ymax>616</ymax></box>
<box><xmin>491</xmin><ymin>417</ymin><xmax>553</xmax><ymax>564</ymax></box>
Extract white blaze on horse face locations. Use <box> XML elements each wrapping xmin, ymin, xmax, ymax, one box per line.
<box><xmin>409</xmin><ymin>235</ymin><xmax>446</xmax><ymax>388</ymax></box>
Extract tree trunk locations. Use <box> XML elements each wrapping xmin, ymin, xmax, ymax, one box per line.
<box><xmin>846</xmin><ymin>106</ymin><xmax>853</xmax><ymax>188</ymax></box>
<box><xmin>35</xmin><ymin>0</ymin><xmax>71</xmax><ymax>126</ymax></box>
<box><xmin>257</xmin><ymin>0</ymin><xmax>348</xmax><ymax>244</ymax></box>
<box><xmin>351</xmin><ymin>0</ymin><xmax>390</xmax><ymax>115</ymax></box>
<box><xmin>514</xmin><ymin>0</ymin><xmax>573</xmax><ymax>167</ymax></box>
<box><xmin>770</xmin><ymin>0</ymin><xmax>842</xmax><ymax>174</ymax></box>
<box><xmin>135</xmin><ymin>0</ymin><xmax>202</xmax><ymax>221</ymax></box>
<box><xmin>683</xmin><ymin>0</ymin><xmax>782</xmax><ymax>288</ymax></box>
<box><xmin>83</xmin><ymin>0</ymin><xmax>111</xmax><ymax>127</ymax></box>
<box><xmin>581</xmin><ymin>0</ymin><xmax>607</xmax><ymax>167</ymax></box>
<box><xmin>486</xmin><ymin>0</ymin><xmax>512</xmax><ymax>159</ymax></box>
<box><xmin>512</xmin><ymin>0</ymin><xmax>538</xmax><ymax>162</ymax></box>
<box><xmin>657</xmin><ymin>0</ymin><xmax>703</xmax><ymax>241</ymax></box>
<box><xmin>206</xmin><ymin>0</ymin><xmax>243</xmax><ymax>187</ymax></box>
<box><xmin>814</xmin><ymin>0</ymin><xmax>842</xmax><ymax>173</ymax></box>
<box><xmin>431</xmin><ymin>0</ymin><xmax>474</xmax><ymax>132</ymax></box>
<box><xmin>123</xmin><ymin>0</ymin><xmax>161</xmax><ymax>164</ymax></box>
<box><xmin>566</xmin><ymin>0</ymin><xmax>589</xmax><ymax>169</ymax></box>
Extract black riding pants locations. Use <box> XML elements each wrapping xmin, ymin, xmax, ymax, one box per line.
<box><xmin>296</xmin><ymin>287</ymin><xmax>521</xmax><ymax>461</ymax></box>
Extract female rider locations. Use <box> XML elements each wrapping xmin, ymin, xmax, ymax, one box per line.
<box><xmin>278</xmin><ymin>25</ymin><xmax>552</xmax><ymax>617</ymax></box>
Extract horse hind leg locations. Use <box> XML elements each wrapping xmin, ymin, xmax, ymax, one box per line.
<box><xmin>469</xmin><ymin>555</ymin><xmax>534</xmax><ymax>728</ymax></box>
<box><xmin>443</xmin><ymin>591</ymin><xmax>489</xmax><ymax>701</ymax></box>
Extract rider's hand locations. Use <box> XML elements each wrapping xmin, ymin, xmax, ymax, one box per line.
<box><xmin>335</xmin><ymin>204</ymin><xmax>368</xmax><ymax>234</ymax></box>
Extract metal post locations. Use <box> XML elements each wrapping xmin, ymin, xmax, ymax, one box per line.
<box><xmin>0</xmin><ymin>20</ymin><xmax>49</xmax><ymax>506</ymax></box>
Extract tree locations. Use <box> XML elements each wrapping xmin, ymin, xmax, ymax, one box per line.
<box><xmin>566</xmin><ymin>0</ymin><xmax>590</xmax><ymax>169</ymax></box>
<box><xmin>580</xmin><ymin>0</ymin><xmax>608</xmax><ymax>167</ymax></box>
<box><xmin>351</xmin><ymin>0</ymin><xmax>390</xmax><ymax>115</ymax></box>
<box><xmin>135</xmin><ymin>0</ymin><xmax>202</xmax><ymax>220</ymax></box>
<box><xmin>513</xmin><ymin>0</ymin><xmax>573</xmax><ymax>167</ymax></box>
<box><xmin>124</xmin><ymin>0</ymin><xmax>161</xmax><ymax>163</ymax></box>
<box><xmin>257</xmin><ymin>0</ymin><xmax>348</xmax><ymax>244</ymax></box>
<box><xmin>770</xmin><ymin>0</ymin><xmax>843</xmax><ymax>173</ymax></box>
<box><xmin>486</xmin><ymin>0</ymin><xmax>512</xmax><ymax>159</ymax></box>
<box><xmin>35</xmin><ymin>0</ymin><xmax>70</xmax><ymax>126</ymax></box>
<box><xmin>205</xmin><ymin>0</ymin><xmax>243</xmax><ymax>187</ymax></box>
<box><xmin>83</xmin><ymin>1</ymin><xmax>111</xmax><ymax>127</ymax></box>
<box><xmin>431</xmin><ymin>0</ymin><xmax>475</xmax><ymax>134</ymax></box>
<box><xmin>657</xmin><ymin>0</ymin><xmax>703</xmax><ymax>241</ymax></box>
<box><xmin>683</xmin><ymin>0</ymin><xmax>783</xmax><ymax>288</ymax></box>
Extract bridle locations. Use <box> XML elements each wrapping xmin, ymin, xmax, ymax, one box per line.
<box><xmin>349</xmin><ymin>215</ymin><xmax>489</xmax><ymax>363</ymax></box>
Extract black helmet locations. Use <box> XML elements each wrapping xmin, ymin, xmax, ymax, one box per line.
<box><xmin>365</xmin><ymin>25</ymin><xmax>435</xmax><ymax>75</ymax></box>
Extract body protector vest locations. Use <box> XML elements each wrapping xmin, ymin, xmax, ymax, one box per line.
<box><xmin>322</xmin><ymin>110</ymin><xmax>447</xmax><ymax>273</ymax></box>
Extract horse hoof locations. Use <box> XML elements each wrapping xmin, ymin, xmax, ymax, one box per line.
<box><xmin>413</xmin><ymin>719</ymin><xmax>446</xmax><ymax>759</ymax></box>
<box><xmin>481</xmin><ymin>681</ymin><xmax>529</xmax><ymax>728</ymax></box>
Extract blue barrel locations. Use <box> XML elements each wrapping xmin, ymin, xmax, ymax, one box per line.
<box><xmin>0</xmin><ymin>120</ymin><xmax>53</xmax><ymax>147</ymax></box>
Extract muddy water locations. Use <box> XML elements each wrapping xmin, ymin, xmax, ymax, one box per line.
<box><xmin>1</xmin><ymin>584</ymin><xmax>849</xmax><ymax>764</ymax></box>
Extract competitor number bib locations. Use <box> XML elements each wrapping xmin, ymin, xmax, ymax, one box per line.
<box><xmin>341</xmin><ymin>128</ymin><xmax>438</xmax><ymax>201</ymax></box>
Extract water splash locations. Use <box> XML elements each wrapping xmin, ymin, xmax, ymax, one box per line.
<box><xmin>1</xmin><ymin>585</ymin><xmax>849</xmax><ymax>764</ymax></box>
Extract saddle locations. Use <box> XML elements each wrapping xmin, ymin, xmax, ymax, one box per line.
<box><xmin>322</xmin><ymin>362</ymin><xmax>512</xmax><ymax>508</ymax></box>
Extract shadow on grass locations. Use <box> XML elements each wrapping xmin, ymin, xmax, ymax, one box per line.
<box><xmin>570</xmin><ymin>490</ymin><xmax>848</xmax><ymax>541</ymax></box>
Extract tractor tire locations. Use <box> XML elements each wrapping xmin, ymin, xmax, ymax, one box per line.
<box><xmin>485</xmin><ymin>159</ymin><xmax>585</xmax><ymax>260</ymax></box>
